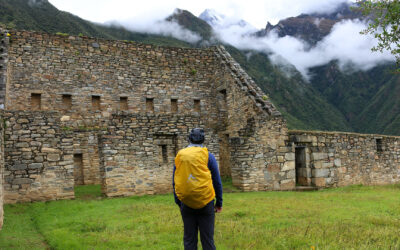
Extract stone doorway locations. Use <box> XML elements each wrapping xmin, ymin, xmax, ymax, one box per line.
<box><xmin>295</xmin><ymin>147</ymin><xmax>310</xmax><ymax>186</ymax></box>
<box><xmin>74</xmin><ymin>153</ymin><xmax>84</xmax><ymax>185</ymax></box>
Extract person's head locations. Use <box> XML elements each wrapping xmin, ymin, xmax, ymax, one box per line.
<box><xmin>188</xmin><ymin>128</ymin><xmax>205</xmax><ymax>144</ymax></box>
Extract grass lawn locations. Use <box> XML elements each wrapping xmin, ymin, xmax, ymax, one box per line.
<box><xmin>0</xmin><ymin>182</ymin><xmax>399</xmax><ymax>249</ymax></box>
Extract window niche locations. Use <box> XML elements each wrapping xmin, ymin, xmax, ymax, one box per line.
<box><xmin>91</xmin><ymin>95</ymin><xmax>101</xmax><ymax>111</ymax></box>
<box><xmin>146</xmin><ymin>98</ymin><xmax>154</xmax><ymax>112</ymax></box>
<box><xmin>31</xmin><ymin>93</ymin><xmax>41</xmax><ymax>110</ymax></box>
<box><xmin>161</xmin><ymin>145</ymin><xmax>168</xmax><ymax>163</ymax></box>
<box><xmin>219</xmin><ymin>89</ymin><xmax>227</xmax><ymax>110</ymax></box>
<box><xmin>171</xmin><ymin>99</ymin><xmax>178</xmax><ymax>113</ymax></box>
<box><xmin>120</xmin><ymin>96</ymin><xmax>128</xmax><ymax>111</ymax></box>
<box><xmin>62</xmin><ymin>94</ymin><xmax>72</xmax><ymax>110</ymax></box>
<box><xmin>376</xmin><ymin>138</ymin><xmax>383</xmax><ymax>152</ymax></box>
<box><xmin>194</xmin><ymin>99</ymin><xmax>201</xmax><ymax>112</ymax></box>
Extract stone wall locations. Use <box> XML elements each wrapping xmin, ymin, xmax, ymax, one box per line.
<box><xmin>289</xmin><ymin>130</ymin><xmax>400</xmax><ymax>187</ymax></box>
<box><xmin>0</xmin><ymin>112</ymin><xmax>4</xmax><ymax>229</ymax></box>
<box><xmin>0</xmin><ymin>28</ymin><xmax>9</xmax><ymax>108</ymax></box>
<box><xmin>3</xmin><ymin>111</ymin><xmax>74</xmax><ymax>203</ymax></box>
<box><xmin>100</xmin><ymin>113</ymin><xmax>220</xmax><ymax>197</ymax></box>
<box><xmin>5</xmin><ymin>30</ymin><xmax>222</xmax><ymax>128</ymax></box>
<box><xmin>212</xmin><ymin>46</ymin><xmax>294</xmax><ymax>191</ymax></box>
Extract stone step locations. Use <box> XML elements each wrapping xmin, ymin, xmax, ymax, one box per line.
<box><xmin>293</xmin><ymin>186</ymin><xmax>320</xmax><ymax>192</ymax></box>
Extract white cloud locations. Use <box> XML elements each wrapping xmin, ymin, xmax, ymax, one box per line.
<box><xmin>113</xmin><ymin>16</ymin><xmax>202</xmax><ymax>44</ymax></box>
<box><xmin>215</xmin><ymin>19</ymin><xmax>395</xmax><ymax>79</ymax></box>
<box><xmin>48</xmin><ymin>0</ymin><xmax>357</xmax><ymax>29</ymax></box>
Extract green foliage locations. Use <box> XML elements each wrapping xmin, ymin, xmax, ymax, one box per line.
<box><xmin>358</xmin><ymin>0</ymin><xmax>400</xmax><ymax>67</ymax></box>
<box><xmin>190</xmin><ymin>69</ymin><xmax>197</xmax><ymax>75</ymax></box>
<box><xmin>0</xmin><ymin>185</ymin><xmax>400</xmax><ymax>249</ymax></box>
<box><xmin>55</xmin><ymin>32</ymin><xmax>68</xmax><ymax>36</ymax></box>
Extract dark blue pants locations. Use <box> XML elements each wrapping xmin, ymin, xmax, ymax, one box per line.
<box><xmin>180</xmin><ymin>201</ymin><xmax>216</xmax><ymax>250</ymax></box>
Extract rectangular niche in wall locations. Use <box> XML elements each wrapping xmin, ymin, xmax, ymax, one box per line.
<box><xmin>146</xmin><ymin>98</ymin><xmax>154</xmax><ymax>112</ymax></box>
<box><xmin>31</xmin><ymin>93</ymin><xmax>41</xmax><ymax>110</ymax></box>
<box><xmin>376</xmin><ymin>138</ymin><xmax>383</xmax><ymax>152</ymax></box>
<box><xmin>120</xmin><ymin>97</ymin><xmax>128</xmax><ymax>111</ymax></box>
<box><xmin>62</xmin><ymin>94</ymin><xmax>72</xmax><ymax>110</ymax></box>
<box><xmin>92</xmin><ymin>95</ymin><xmax>101</xmax><ymax>111</ymax></box>
<box><xmin>171</xmin><ymin>99</ymin><xmax>178</xmax><ymax>113</ymax></box>
<box><xmin>219</xmin><ymin>89</ymin><xmax>227</xmax><ymax>110</ymax></box>
<box><xmin>194</xmin><ymin>99</ymin><xmax>201</xmax><ymax>112</ymax></box>
<box><xmin>161</xmin><ymin>145</ymin><xmax>168</xmax><ymax>163</ymax></box>
<box><xmin>74</xmin><ymin>154</ymin><xmax>84</xmax><ymax>186</ymax></box>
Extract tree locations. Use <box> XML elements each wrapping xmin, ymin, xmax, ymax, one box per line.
<box><xmin>358</xmin><ymin>0</ymin><xmax>400</xmax><ymax>65</ymax></box>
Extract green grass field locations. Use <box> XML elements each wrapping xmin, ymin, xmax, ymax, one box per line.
<box><xmin>1</xmin><ymin>182</ymin><xmax>399</xmax><ymax>249</ymax></box>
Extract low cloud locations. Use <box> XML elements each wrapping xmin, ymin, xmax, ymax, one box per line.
<box><xmin>109</xmin><ymin>16</ymin><xmax>202</xmax><ymax>44</ymax></box>
<box><xmin>214</xmin><ymin>19</ymin><xmax>395</xmax><ymax>80</ymax></box>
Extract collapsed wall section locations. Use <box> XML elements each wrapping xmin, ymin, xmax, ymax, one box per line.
<box><xmin>100</xmin><ymin>113</ymin><xmax>220</xmax><ymax>197</ymax></box>
<box><xmin>3</xmin><ymin>111</ymin><xmax>74</xmax><ymax>203</ymax></box>
<box><xmin>289</xmin><ymin>130</ymin><xmax>400</xmax><ymax>187</ymax></box>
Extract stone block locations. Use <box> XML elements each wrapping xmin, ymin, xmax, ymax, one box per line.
<box><xmin>285</xmin><ymin>153</ymin><xmax>295</xmax><ymax>161</ymax></box>
<box><xmin>9</xmin><ymin>164</ymin><xmax>27</xmax><ymax>170</ymax></box>
<box><xmin>312</xmin><ymin>169</ymin><xmax>330</xmax><ymax>178</ymax></box>
<box><xmin>313</xmin><ymin>177</ymin><xmax>326</xmax><ymax>187</ymax></box>
<box><xmin>334</xmin><ymin>159</ymin><xmax>342</xmax><ymax>167</ymax></box>
<box><xmin>312</xmin><ymin>152</ymin><xmax>328</xmax><ymax>161</ymax></box>
<box><xmin>28</xmin><ymin>163</ymin><xmax>43</xmax><ymax>169</ymax></box>
<box><xmin>282</xmin><ymin>161</ymin><xmax>295</xmax><ymax>171</ymax></box>
<box><xmin>280</xmin><ymin>179</ymin><xmax>295</xmax><ymax>190</ymax></box>
<box><xmin>12</xmin><ymin>178</ymin><xmax>33</xmax><ymax>185</ymax></box>
<box><xmin>47</xmin><ymin>154</ymin><xmax>60</xmax><ymax>162</ymax></box>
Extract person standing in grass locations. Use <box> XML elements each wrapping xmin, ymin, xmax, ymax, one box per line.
<box><xmin>173</xmin><ymin>128</ymin><xmax>223</xmax><ymax>250</ymax></box>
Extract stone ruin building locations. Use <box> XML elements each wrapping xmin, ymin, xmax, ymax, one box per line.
<box><xmin>0</xmin><ymin>28</ymin><xmax>399</xmax><ymax>229</ymax></box>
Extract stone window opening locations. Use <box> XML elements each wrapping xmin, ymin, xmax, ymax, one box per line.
<box><xmin>146</xmin><ymin>98</ymin><xmax>154</xmax><ymax>112</ymax></box>
<box><xmin>219</xmin><ymin>89</ymin><xmax>227</xmax><ymax>110</ymax></box>
<box><xmin>120</xmin><ymin>97</ymin><xmax>128</xmax><ymax>111</ymax></box>
<box><xmin>31</xmin><ymin>93</ymin><xmax>41</xmax><ymax>110</ymax></box>
<box><xmin>376</xmin><ymin>138</ymin><xmax>383</xmax><ymax>152</ymax></box>
<box><xmin>194</xmin><ymin>99</ymin><xmax>201</xmax><ymax>112</ymax></box>
<box><xmin>171</xmin><ymin>99</ymin><xmax>178</xmax><ymax>113</ymax></box>
<box><xmin>161</xmin><ymin>145</ymin><xmax>168</xmax><ymax>163</ymax></box>
<box><xmin>91</xmin><ymin>95</ymin><xmax>101</xmax><ymax>111</ymax></box>
<box><xmin>62</xmin><ymin>94</ymin><xmax>72</xmax><ymax>110</ymax></box>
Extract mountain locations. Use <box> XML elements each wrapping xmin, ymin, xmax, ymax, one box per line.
<box><xmin>256</xmin><ymin>2</ymin><xmax>363</xmax><ymax>45</ymax></box>
<box><xmin>166</xmin><ymin>9</ymin><xmax>214</xmax><ymax>42</ymax></box>
<box><xmin>0</xmin><ymin>0</ymin><xmax>191</xmax><ymax>47</ymax></box>
<box><xmin>199</xmin><ymin>9</ymin><xmax>251</xmax><ymax>29</ymax></box>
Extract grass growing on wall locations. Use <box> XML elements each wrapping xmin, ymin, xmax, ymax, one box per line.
<box><xmin>0</xmin><ymin>184</ymin><xmax>400</xmax><ymax>249</ymax></box>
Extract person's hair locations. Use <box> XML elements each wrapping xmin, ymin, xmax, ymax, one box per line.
<box><xmin>188</xmin><ymin>128</ymin><xmax>205</xmax><ymax>144</ymax></box>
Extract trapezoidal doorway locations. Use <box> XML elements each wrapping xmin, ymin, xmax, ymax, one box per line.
<box><xmin>295</xmin><ymin>147</ymin><xmax>311</xmax><ymax>186</ymax></box>
<box><xmin>74</xmin><ymin>153</ymin><xmax>84</xmax><ymax>186</ymax></box>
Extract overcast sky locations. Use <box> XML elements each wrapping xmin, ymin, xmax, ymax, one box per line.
<box><xmin>48</xmin><ymin>0</ymin><xmax>356</xmax><ymax>29</ymax></box>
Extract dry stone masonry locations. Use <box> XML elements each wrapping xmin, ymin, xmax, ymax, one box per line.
<box><xmin>0</xmin><ymin>28</ymin><xmax>399</xmax><ymax>228</ymax></box>
<box><xmin>289</xmin><ymin>131</ymin><xmax>400</xmax><ymax>187</ymax></box>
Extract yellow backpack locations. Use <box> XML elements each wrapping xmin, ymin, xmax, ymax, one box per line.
<box><xmin>174</xmin><ymin>147</ymin><xmax>215</xmax><ymax>209</ymax></box>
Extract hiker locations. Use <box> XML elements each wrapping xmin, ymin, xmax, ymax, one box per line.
<box><xmin>173</xmin><ymin>128</ymin><xmax>223</xmax><ymax>250</ymax></box>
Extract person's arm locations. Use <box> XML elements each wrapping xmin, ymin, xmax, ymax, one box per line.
<box><xmin>172</xmin><ymin>165</ymin><xmax>181</xmax><ymax>207</ymax></box>
<box><xmin>208</xmin><ymin>153</ymin><xmax>223</xmax><ymax>210</ymax></box>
